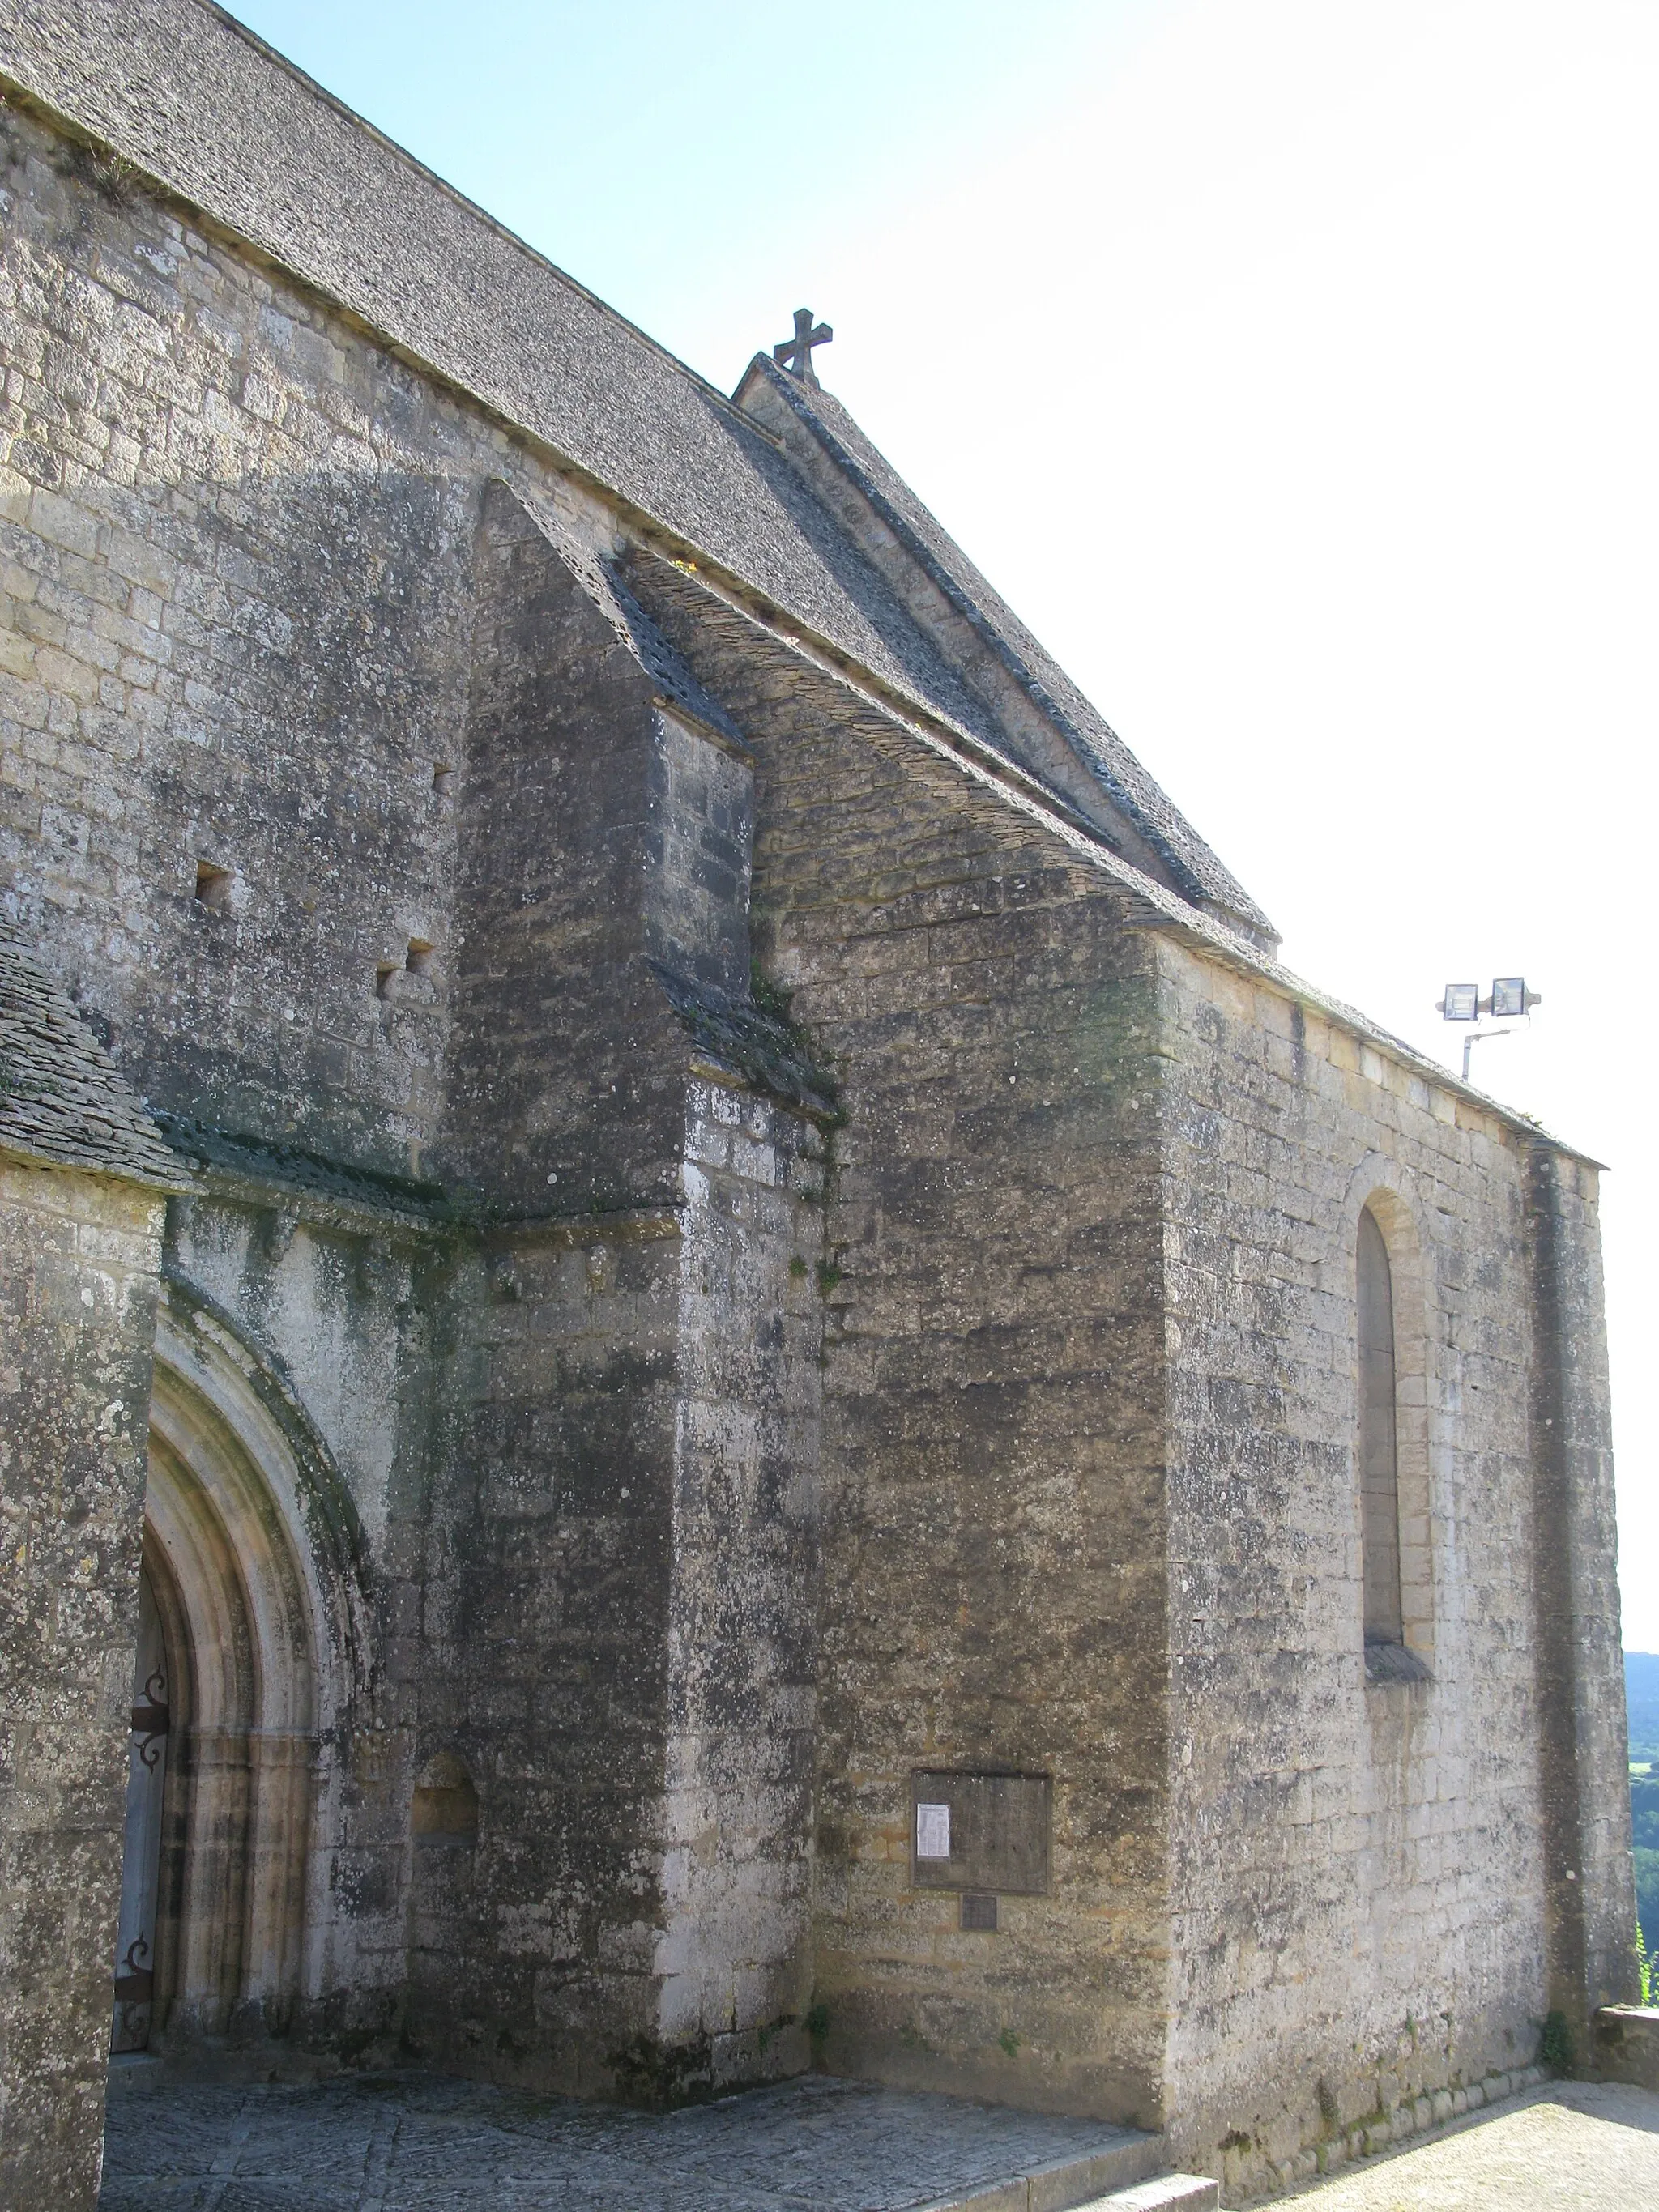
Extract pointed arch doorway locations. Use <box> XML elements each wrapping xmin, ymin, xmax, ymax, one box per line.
<box><xmin>109</xmin><ymin>1290</ymin><xmax>358</xmax><ymax>2056</ymax></box>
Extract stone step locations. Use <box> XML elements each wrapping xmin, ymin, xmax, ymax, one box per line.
<box><xmin>918</xmin><ymin>2126</ymin><xmax>1168</xmax><ymax>2210</ymax></box>
<box><xmin>1078</xmin><ymin>2176</ymin><xmax>1221</xmax><ymax>2212</ymax></box>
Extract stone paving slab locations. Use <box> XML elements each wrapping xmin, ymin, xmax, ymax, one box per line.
<box><xmin>1284</xmin><ymin>2080</ymin><xmax>1659</xmax><ymax>2210</ymax></box>
<box><xmin>99</xmin><ymin>2071</ymin><xmax>1156</xmax><ymax>2212</ymax></box>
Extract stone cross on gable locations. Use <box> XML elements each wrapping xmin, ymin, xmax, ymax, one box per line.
<box><xmin>774</xmin><ymin>308</ymin><xmax>833</xmax><ymax>386</ymax></box>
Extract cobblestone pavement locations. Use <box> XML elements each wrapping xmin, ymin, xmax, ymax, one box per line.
<box><xmin>99</xmin><ymin>2069</ymin><xmax>1147</xmax><ymax>2211</ymax></box>
<box><xmin>1287</xmin><ymin>2081</ymin><xmax>1659</xmax><ymax>2210</ymax></box>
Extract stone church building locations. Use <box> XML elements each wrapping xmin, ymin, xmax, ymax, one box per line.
<box><xmin>0</xmin><ymin>4</ymin><xmax>1636</xmax><ymax>2206</ymax></box>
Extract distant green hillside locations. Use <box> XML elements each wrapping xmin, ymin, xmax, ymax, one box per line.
<box><xmin>1630</xmin><ymin>1653</ymin><xmax>1659</xmax><ymax>1961</ymax></box>
<box><xmin>1627</xmin><ymin>1651</ymin><xmax>1659</xmax><ymax>1761</ymax></box>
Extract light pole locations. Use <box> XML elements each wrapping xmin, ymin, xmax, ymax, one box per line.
<box><xmin>1459</xmin><ymin>1026</ymin><xmax>1511</xmax><ymax>1083</ymax></box>
<box><xmin>1437</xmin><ymin>976</ymin><xmax>1541</xmax><ymax>1082</ymax></box>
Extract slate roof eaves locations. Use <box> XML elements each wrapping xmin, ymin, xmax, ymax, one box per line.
<box><xmin>0</xmin><ymin>932</ymin><xmax>193</xmax><ymax>1191</ymax></box>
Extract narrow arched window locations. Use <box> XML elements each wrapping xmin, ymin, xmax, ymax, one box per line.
<box><xmin>1358</xmin><ymin>1205</ymin><xmax>1404</xmax><ymax>1647</ymax></box>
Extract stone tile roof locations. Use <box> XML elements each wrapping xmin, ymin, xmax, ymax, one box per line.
<box><xmin>650</xmin><ymin>963</ymin><xmax>840</xmax><ymax>1127</ymax></box>
<box><xmin>737</xmin><ymin>357</ymin><xmax>1273</xmax><ymax>938</ymax></box>
<box><xmin>0</xmin><ymin>0</ymin><xmax>1269</xmax><ymax>939</ymax></box>
<box><xmin>0</xmin><ymin>931</ymin><xmax>190</xmax><ymax>1188</ymax></box>
<box><xmin>526</xmin><ymin>501</ymin><xmax>748</xmax><ymax>749</ymax></box>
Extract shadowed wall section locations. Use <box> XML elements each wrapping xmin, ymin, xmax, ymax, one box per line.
<box><xmin>409</xmin><ymin>485</ymin><xmax>829</xmax><ymax>2098</ymax></box>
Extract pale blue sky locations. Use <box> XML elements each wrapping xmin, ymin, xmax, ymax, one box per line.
<box><xmin>226</xmin><ymin>2</ymin><xmax>1659</xmax><ymax>1646</ymax></box>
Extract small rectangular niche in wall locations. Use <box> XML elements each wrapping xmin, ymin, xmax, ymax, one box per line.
<box><xmin>432</xmin><ymin>763</ymin><xmax>454</xmax><ymax>797</ymax></box>
<box><xmin>405</xmin><ymin>939</ymin><xmax>434</xmax><ymax>978</ymax></box>
<box><xmin>375</xmin><ymin>961</ymin><xmax>399</xmax><ymax>999</ymax></box>
<box><xmin>194</xmin><ymin>860</ymin><xmax>232</xmax><ymax>911</ymax></box>
<box><xmin>911</xmin><ymin>1771</ymin><xmax>1051</xmax><ymax>1895</ymax></box>
<box><xmin>412</xmin><ymin>1754</ymin><xmax>478</xmax><ymax>1850</ymax></box>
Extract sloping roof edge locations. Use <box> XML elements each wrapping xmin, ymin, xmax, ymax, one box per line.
<box><xmin>0</xmin><ymin>931</ymin><xmax>194</xmax><ymax>1191</ymax></box>
<box><xmin>0</xmin><ymin>3</ymin><xmax>984</xmax><ymax>718</ymax></box>
<box><xmin>732</xmin><ymin>352</ymin><xmax>1276</xmax><ymax>945</ymax></box>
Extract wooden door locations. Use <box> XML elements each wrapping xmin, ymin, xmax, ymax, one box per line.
<box><xmin>111</xmin><ymin>1571</ymin><xmax>169</xmax><ymax>2053</ymax></box>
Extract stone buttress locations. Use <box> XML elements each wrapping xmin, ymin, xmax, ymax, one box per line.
<box><xmin>407</xmin><ymin>484</ymin><xmax>833</xmax><ymax>2095</ymax></box>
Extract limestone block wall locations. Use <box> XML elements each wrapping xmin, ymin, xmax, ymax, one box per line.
<box><xmin>412</xmin><ymin>1213</ymin><xmax>683</xmax><ymax>2089</ymax></box>
<box><xmin>648</xmin><ymin>713</ymin><xmax>753</xmax><ymax>999</ymax></box>
<box><xmin>0</xmin><ymin>92</ymin><xmax>842</xmax><ymax>2100</ymax></box>
<box><xmin>0</xmin><ymin>1153</ymin><xmax>166</xmax><ymax>2211</ymax></box>
<box><xmin>0</xmin><ymin>99</ymin><xmax>629</xmax><ymax>1183</ymax></box>
<box><xmin>0</xmin><ymin>101</ymin><xmax>524</xmax><ymax>2056</ymax></box>
<box><xmin>0</xmin><ymin>62</ymin><xmax>1631</xmax><ymax>2159</ymax></box>
<box><xmin>796</xmin><ymin>858</ymin><xmax>1173</xmax><ymax>2125</ymax></box>
<box><xmin>409</xmin><ymin>1083</ymin><xmax>825</xmax><ymax>2100</ymax></box>
<box><xmin>648</xmin><ymin>612</ymin><xmax>1181</xmax><ymax>2125</ymax></box>
<box><xmin>1154</xmin><ymin>936</ymin><xmax>1631</xmax><ymax>2193</ymax></box>
<box><xmin>1526</xmin><ymin>1146</ymin><xmax>1633</xmax><ymax>2039</ymax></box>
<box><xmin>404</xmin><ymin>448</ymin><xmax>830</xmax><ymax>2095</ymax></box>
<box><xmin>442</xmin><ymin>480</ymin><xmax>703</xmax><ymax>1221</ymax></box>
<box><xmin>806</xmin><ymin>892</ymin><xmax>1171</xmax><ymax>2122</ymax></box>
<box><xmin>0</xmin><ymin>103</ymin><xmax>467</xmax><ymax>1170</ymax></box>
<box><xmin>661</xmin><ymin>1079</ymin><xmax>826</xmax><ymax>2091</ymax></box>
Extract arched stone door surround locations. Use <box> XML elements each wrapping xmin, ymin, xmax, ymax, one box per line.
<box><xmin>130</xmin><ymin>1274</ymin><xmax>369</xmax><ymax>2050</ymax></box>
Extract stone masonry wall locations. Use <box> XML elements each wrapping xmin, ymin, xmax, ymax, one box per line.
<box><xmin>410</xmin><ymin>1213</ymin><xmax>682</xmax><ymax>2091</ymax></box>
<box><xmin>0</xmin><ymin>100</ymin><xmax>635</xmax><ymax>1181</ymax></box>
<box><xmin>661</xmin><ymin>1078</ymin><xmax>826</xmax><ymax>2091</ymax></box>
<box><xmin>630</xmin><ymin>590</ymin><xmax>1182</xmax><ymax>2126</ymax></box>
<box><xmin>0</xmin><ymin>70</ymin><xmax>1631</xmax><ymax>2171</ymax></box>
<box><xmin>0</xmin><ymin>1153</ymin><xmax>166</xmax><ymax>2211</ymax></box>
<box><xmin>408</xmin><ymin>1093</ymin><xmax>825</xmax><ymax>2101</ymax></box>
<box><xmin>1154</xmin><ymin>936</ymin><xmax>1628</xmax><ymax>2196</ymax></box>
<box><xmin>405</xmin><ymin>460</ymin><xmax>828</xmax><ymax>2095</ymax></box>
<box><xmin>0</xmin><ymin>107</ymin><xmax>468</xmax><ymax>1174</ymax></box>
<box><xmin>441</xmin><ymin>481</ymin><xmax>693</xmax><ymax>1220</ymax></box>
<box><xmin>795</xmin><ymin>849</ymin><xmax>1173</xmax><ymax>2125</ymax></box>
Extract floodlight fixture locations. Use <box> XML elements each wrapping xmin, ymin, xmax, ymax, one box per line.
<box><xmin>1490</xmin><ymin>977</ymin><xmax>1541</xmax><ymax>1019</ymax></box>
<box><xmin>1435</xmin><ymin>972</ymin><xmax>1542</xmax><ymax>1078</ymax></box>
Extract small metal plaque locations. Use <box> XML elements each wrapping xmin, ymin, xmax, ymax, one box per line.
<box><xmin>915</xmin><ymin>1802</ymin><xmax>951</xmax><ymax>1860</ymax></box>
<box><xmin>960</xmin><ymin>1891</ymin><xmax>998</xmax><ymax>1931</ymax></box>
<box><xmin>910</xmin><ymin>1770</ymin><xmax>1051</xmax><ymax>1894</ymax></box>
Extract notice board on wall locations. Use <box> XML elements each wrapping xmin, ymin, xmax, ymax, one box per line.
<box><xmin>909</xmin><ymin>1770</ymin><xmax>1051</xmax><ymax>1894</ymax></box>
